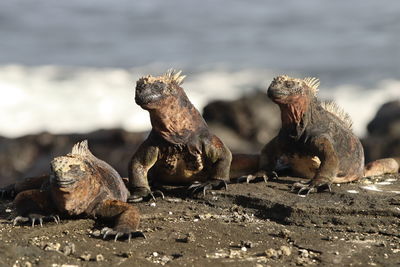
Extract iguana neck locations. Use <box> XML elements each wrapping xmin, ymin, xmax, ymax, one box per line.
<box><xmin>278</xmin><ymin>96</ymin><xmax>317</xmax><ymax>136</ymax></box>
<box><xmin>149</xmin><ymin>93</ymin><xmax>208</xmax><ymax>146</ymax></box>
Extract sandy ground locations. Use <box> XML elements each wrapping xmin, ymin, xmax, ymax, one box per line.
<box><xmin>1</xmin><ymin>174</ymin><xmax>399</xmax><ymax>267</ymax></box>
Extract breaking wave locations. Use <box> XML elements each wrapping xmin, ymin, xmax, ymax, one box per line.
<box><xmin>0</xmin><ymin>64</ymin><xmax>398</xmax><ymax>138</ymax></box>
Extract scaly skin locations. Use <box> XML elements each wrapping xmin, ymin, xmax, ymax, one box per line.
<box><xmin>258</xmin><ymin>75</ymin><xmax>365</xmax><ymax>194</ymax></box>
<box><xmin>128</xmin><ymin>70</ymin><xmax>232</xmax><ymax>201</ymax></box>
<box><xmin>2</xmin><ymin>141</ymin><xmax>142</xmax><ymax>241</ymax></box>
<box><xmin>248</xmin><ymin>75</ymin><xmax>399</xmax><ymax>195</ymax></box>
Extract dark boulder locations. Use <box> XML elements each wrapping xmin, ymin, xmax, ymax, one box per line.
<box><xmin>0</xmin><ymin>129</ymin><xmax>146</xmax><ymax>187</ymax></box>
<box><xmin>203</xmin><ymin>90</ymin><xmax>280</xmax><ymax>153</ymax></box>
<box><xmin>362</xmin><ymin>100</ymin><xmax>400</xmax><ymax>162</ymax></box>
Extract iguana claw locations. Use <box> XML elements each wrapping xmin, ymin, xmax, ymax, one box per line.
<box><xmin>101</xmin><ymin>227</ymin><xmax>146</xmax><ymax>242</ymax></box>
<box><xmin>149</xmin><ymin>190</ymin><xmax>165</xmax><ymax>201</ymax></box>
<box><xmin>237</xmin><ymin>171</ymin><xmax>276</xmax><ymax>184</ymax></box>
<box><xmin>12</xmin><ymin>214</ymin><xmax>60</xmax><ymax>227</ymax></box>
<box><xmin>188</xmin><ymin>180</ymin><xmax>228</xmax><ymax>196</ymax></box>
<box><xmin>128</xmin><ymin>187</ymin><xmax>165</xmax><ymax>203</ymax></box>
<box><xmin>291</xmin><ymin>180</ymin><xmax>332</xmax><ymax>196</ymax></box>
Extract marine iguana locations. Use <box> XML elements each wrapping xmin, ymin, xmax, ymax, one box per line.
<box><xmin>247</xmin><ymin>75</ymin><xmax>399</xmax><ymax>195</ymax></box>
<box><xmin>128</xmin><ymin>69</ymin><xmax>232</xmax><ymax>202</ymax></box>
<box><xmin>2</xmin><ymin>140</ymin><xmax>143</xmax><ymax>242</ymax></box>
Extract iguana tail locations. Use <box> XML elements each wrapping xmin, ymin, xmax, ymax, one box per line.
<box><xmin>364</xmin><ymin>157</ymin><xmax>400</xmax><ymax>177</ymax></box>
<box><xmin>229</xmin><ymin>154</ymin><xmax>260</xmax><ymax>179</ymax></box>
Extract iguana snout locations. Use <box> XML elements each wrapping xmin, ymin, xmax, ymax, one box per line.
<box><xmin>50</xmin><ymin>156</ymin><xmax>88</xmax><ymax>188</ymax></box>
<box><xmin>267</xmin><ymin>75</ymin><xmax>307</xmax><ymax>103</ymax></box>
<box><xmin>135</xmin><ymin>69</ymin><xmax>186</xmax><ymax>109</ymax></box>
<box><xmin>135</xmin><ymin>80</ymin><xmax>168</xmax><ymax>108</ymax></box>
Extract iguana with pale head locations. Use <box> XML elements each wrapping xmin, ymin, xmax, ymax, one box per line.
<box><xmin>2</xmin><ymin>141</ymin><xmax>143</xmax><ymax>241</ymax></box>
<box><xmin>128</xmin><ymin>69</ymin><xmax>232</xmax><ymax>201</ymax></box>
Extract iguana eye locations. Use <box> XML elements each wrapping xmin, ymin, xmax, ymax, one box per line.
<box><xmin>285</xmin><ymin>81</ymin><xmax>294</xmax><ymax>88</ymax></box>
<box><xmin>153</xmin><ymin>81</ymin><xmax>166</xmax><ymax>92</ymax></box>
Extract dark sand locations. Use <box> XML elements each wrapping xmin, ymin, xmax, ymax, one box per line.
<box><xmin>1</xmin><ymin>174</ymin><xmax>399</xmax><ymax>267</ymax></box>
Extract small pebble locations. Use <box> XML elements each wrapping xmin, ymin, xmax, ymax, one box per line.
<box><xmin>5</xmin><ymin>208</ymin><xmax>12</xmax><ymax>213</ymax></box>
<box><xmin>264</xmin><ymin>248</ymin><xmax>279</xmax><ymax>259</ymax></box>
<box><xmin>80</xmin><ymin>252</ymin><xmax>92</xmax><ymax>261</ymax></box>
<box><xmin>150</xmin><ymin>203</ymin><xmax>156</xmax><ymax>207</ymax></box>
<box><xmin>240</xmin><ymin>240</ymin><xmax>254</xmax><ymax>248</ymax></box>
<box><xmin>161</xmin><ymin>255</ymin><xmax>170</xmax><ymax>263</ymax></box>
<box><xmin>299</xmin><ymin>249</ymin><xmax>309</xmax><ymax>258</ymax></box>
<box><xmin>183</xmin><ymin>232</ymin><xmax>195</xmax><ymax>243</ymax></box>
<box><xmin>96</xmin><ymin>254</ymin><xmax>104</xmax><ymax>262</ymax></box>
<box><xmin>280</xmin><ymin>246</ymin><xmax>291</xmax><ymax>256</ymax></box>
<box><xmin>62</xmin><ymin>242</ymin><xmax>76</xmax><ymax>256</ymax></box>
<box><xmin>278</xmin><ymin>229</ymin><xmax>291</xmax><ymax>238</ymax></box>
<box><xmin>91</xmin><ymin>230</ymin><xmax>101</xmax><ymax>237</ymax></box>
<box><xmin>197</xmin><ymin>213</ymin><xmax>212</xmax><ymax>220</ymax></box>
<box><xmin>152</xmin><ymin>252</ymin><xmax>159</xmax><ymax>257</ymax></box>
<box><xmin>43</xmin><ymin>242</ymin><xmax>61</xmax><ymax>252</ymax></box>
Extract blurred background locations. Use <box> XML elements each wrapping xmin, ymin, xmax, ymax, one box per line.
<box><xmin>0</xmin><ymin>0</ymin><xmax>399</xmax><ymax>185</ymax></box>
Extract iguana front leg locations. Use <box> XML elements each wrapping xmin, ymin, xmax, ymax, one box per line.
<box><xmin>95</xmin><ymin>199</ymin><xmax>144</xmax><ymax>242</ymax></box>
<box><xmin>189</xmin><ymin>136</ymin><xmax>231</xmax><ymax>195</ymax></box>
<box><xmin>12</xmin><ymin>189</ymin><xmax>60</xmax><ymax>227</ymax></box>
<box><xmin>292</xmin><ymin>134</ymin><xmax>338</xmax><ymax>195</ymax></box>
<box><xmin>128</xmin><ymin>139</ymin><xmax>160</xmax><ymax>202</ymax></box>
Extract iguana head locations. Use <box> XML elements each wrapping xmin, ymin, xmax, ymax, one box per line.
<box><xmin>135</xmin><ymin>69</ymin><xmax>208</xmax><ymax>146</ymax></box>
<box><xmin>267</xmin><ymin>75</ymin><xmax>320</xmax><ymax>127</ymax></box>
<box><xmin>135</xmin><ymin>69</ymin><xmax>186</xmax><ymax>110</ymax></box>
<box><xmin>267</xmin><ymin>75</ymin><xmax>319</xmax><ymax>104</ymax></box>
<box><xmin>50</xmin><ymin>140</ymin><xmax>95</xmax><ymax>191</ymax></box>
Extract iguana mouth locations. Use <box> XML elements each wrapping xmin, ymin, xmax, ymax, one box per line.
<box><xmin>135</xmin><ymin>94</ymin><xmax>162</xmax><ymax>107</ymax></box>
<box><xmin>268</xmin><ymin>89</ymin><xmax>289</xmax><ymax>99</ymax></box>
<box><xmin>55</xmin><ymin>179</ymin><xmax>76</xmax><ymax>187</ymax></box>
<box><xmin>50</xmin><ymin>173</ymin><xmax>77</xmax><ymax>188</ymax></box>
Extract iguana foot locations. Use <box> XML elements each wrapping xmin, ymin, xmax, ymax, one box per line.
<box><xmin>236</xmin><ymin>171</ymin><xmax>277</xmax><ymax>183</ymax></box>
<box><xmin>128</xmin><ymin>187</ymin><xmax>164</xmax><ymax>203</ymax></box>
<box><xmin>291</xmin><ymin>181</ymin><xmax>332</xmax><ymax>196</ymax></box>
<box><xmin>101</xmin><ymin>227</ymin><xmax>146</xmax><ymax>242</ymax></box>
<box><xmin>0</xmin><ymin>184</ymin><xmax>16</xmax><ymax>199</ymax></box>
<box><xmin>188</xmin><ymin>179</ymin><xmax>228</xmax><ymax>197</ymax></box>
<box><xmin>12</xmin><ymin>214</ymin><xmax>60</xmax><ymax>227</ymax></box>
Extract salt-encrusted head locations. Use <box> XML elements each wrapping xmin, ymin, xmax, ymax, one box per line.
<box><xmin>50</xmin><ymin>140</ymin><xmax>94</xmax><ymax>189</ymax></box>
<box><xmin>135</xmin><ymin>69</ymin><xmax>186</xmax><ymax>109</ymax></box>
<box><xmin>268</xmin><ymin>75</ymin><xmax>320</xmax><ymax>104</ymax></box>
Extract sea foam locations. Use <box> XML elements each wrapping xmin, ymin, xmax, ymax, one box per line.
<box><xmin>0</xmin><ymin>65</ymin><xmax>398</xmax><ymax>138</ymax></box>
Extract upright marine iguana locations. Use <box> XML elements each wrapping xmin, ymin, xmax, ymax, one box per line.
<box><xmin>128</xmin><ymin>69</ymin><xmax>232</xmax><ymax>202</ymax></box>
<box><xmin>247</xmin><ymin>75</ymin><xmax>399</xmax><ymax>195</ymax></box>
<box><xmin>1</xmin><ymin>141</ymin><xmax>143</xmax><ymax>242</ymax></box>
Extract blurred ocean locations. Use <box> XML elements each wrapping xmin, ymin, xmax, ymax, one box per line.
<box><xmin>0</xmin><ymin>0</ymin><xmax>399</xmax><ymax>137</ymax></box>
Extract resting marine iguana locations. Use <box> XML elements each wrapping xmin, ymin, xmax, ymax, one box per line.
<box><xmin>2</xmin><ymin>140</ymin><xmax>143</xmax><ymax>242</ymax></box>
<box><xmin>128</xmin><ymin>69</ymin><xmax>232</xmax><ymax>201</ymax></box>
<box><xmin>248</xmin><ymin>75</ymin><xmax>399</xmax><ymax>195</ymax></box>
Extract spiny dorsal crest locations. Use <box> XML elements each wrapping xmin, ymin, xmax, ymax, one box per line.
<box><xmin>303</xmin><ymin>77</ymin><xmax>320</xmax><ymax>96</ymax></box>
<box><xmin>164</xmin><ymin>69</ymin><xmax>186</xmax><ymax>85</ymax></box>
<box><xmin>320</xmin><ymin>100</ymin><xmax>353</xmax><ymax>129</ymax></box>
<box><xmin>71</xmin><ymin>140</ymin><xmax>95</xmax><ymax>158</ymax></box>
<box><xmin>139</xmin><ymin>69</ymin><xmax>186</xmax><ymax>86</ymax></box>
